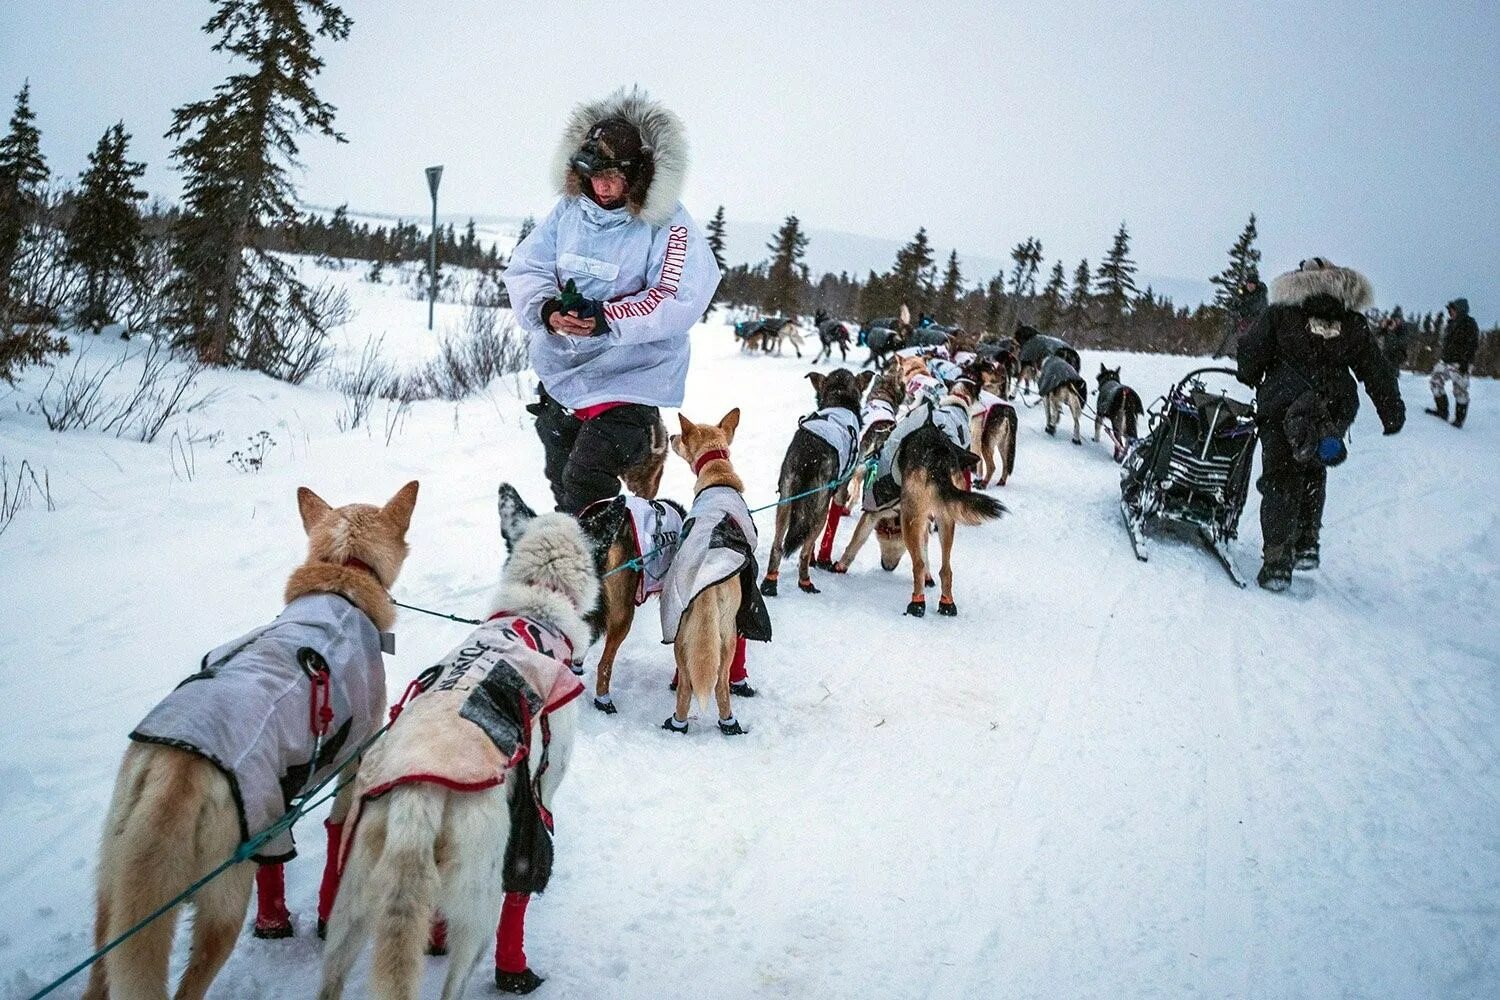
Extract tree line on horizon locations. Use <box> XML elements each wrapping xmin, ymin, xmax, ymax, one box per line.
<box><xmin>2</xmin><ymin>0</ymin><xmax>1494</xmax><ymax>386</ymax></box>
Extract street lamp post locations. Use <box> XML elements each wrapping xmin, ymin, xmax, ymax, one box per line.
<box><xmin>425</xmin><ymin>165</ymin><xmax>443</xmax><ymax>331</ymax></box>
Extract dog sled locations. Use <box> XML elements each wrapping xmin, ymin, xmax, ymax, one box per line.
<box><xmin>1119</xmin><ymin>367</ymin><xmax>1258</xmax><ymax>587</ymax></box>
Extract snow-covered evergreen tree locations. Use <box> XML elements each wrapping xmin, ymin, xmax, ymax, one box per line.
<box><xmin>763</xmin><ymin>214</ymin><xmax>808</xmax><ymax>317</ymax></box>
<box><xmin>64</xmin><ymin>123</ymin><xmax>147</xmax><ymax>332</ymax></box>
<box><xmin>1037</xmin><ymin>260</ymin><xmax>1068</xmax><ymax>331</ymax></box>
<box><xmin>0</xmin><ymin>83</ymin><xmax>49</xmax><ymax>320</ymax></box>
<box><xmin>1094</xmin><ymin>223</ymin><xmax>1138</xmax><ymax>330</ymax></box>
<box><xmin>164</xmin><ymin>0</ymin><xmax>352</xmax><ymax>374</ymax></box>
<box><xmin>1209</xmin><ymin>213</ymin><xmax>1261</xmax><ymax>308</ymax></box>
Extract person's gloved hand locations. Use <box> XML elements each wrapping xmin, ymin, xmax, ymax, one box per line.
<box><xmin>541</xmin><ymin>298</ymin><xmax>600</xmax><ymax>336</ymax></box>
<box><xmin>568</xmin><ymin>296</ymin><xmax>610</xmax><ymax>335</ymax></box>
<box><xmin>1382</xmin><ymin>404</ymin><xmax>1406</xmax><ymax>436</ymax></box>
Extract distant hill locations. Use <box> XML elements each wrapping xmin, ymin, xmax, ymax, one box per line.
<box><xmin>315</xmin><ymin>204</ymin><xmax>1215</xmax><ymax>310</ymax></box>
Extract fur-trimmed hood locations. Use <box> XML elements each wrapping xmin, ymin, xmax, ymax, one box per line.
<box><xmin>1270</xmin><ymin>263</ymin><xmax>1374</xmax><ymax>313</ymax></box>
<box><xmin>553</xmin><ymin>87</ymin><xmax>688</xmax><ymax>227</ymax></box>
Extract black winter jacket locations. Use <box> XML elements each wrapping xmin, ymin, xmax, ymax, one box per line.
<box><xmin>1237</xmin><ymin>266</ymin><xmax>1404</xmax><ymax>433</ymax></box>
<box><xmin>1441</xmin><ymin>301</ymin><xmax>1479</xmax><ymax>367</ymax></box>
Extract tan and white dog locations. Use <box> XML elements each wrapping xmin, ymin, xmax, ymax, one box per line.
<box><xmin>85</xmin><ymin>482</ymin><xmax>417</xmax><ymax>1000</ymax></box>
<box><xmin>318</xmin><ymin>485</ymin><xmax>592</xmax><ymax>1000</ymax></box>
<box><xmin>660</xmin><ymin>410</ymin><xmax>772</xmax><ymax>735</ymax></box>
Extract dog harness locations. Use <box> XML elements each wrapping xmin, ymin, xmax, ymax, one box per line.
<box><xmin>660</xmin><ymin>485</ymin><xmax>773</xmax><ymax>645</ymax></box>
<box><xmin>862</xmin><ymin>397</ymin><xmax>898</xmax><ymax>429</ymax></box>
<box><xmin>797</xmin><ymin>405</ymin><xmax>862</xmax><ymax>482</ymax></box>
<box><xmin>865</xmin><ymin>397</ymin><xmax>973</xmax><ymax>511</ymax></box>
<box><xmin>1038</xmin><ymin>354</ymin><xmax>1088</xmax><ymax>402</ymax></box>
<box><xmin>975</xmin><ymin>389</ymin><xmax>1013</xmax><ymax>420</ymax></box>
<box><xmin>1096</xmin><ymin>379</ymin><xmax>1126</xmax><ymax>416</ymax></box>
<box><xmin>344</xmin><ymin>613</ymin><xmax>584</xmax><ymax>890</ymax></box>
<box><xmin>622</xmin><ymin>496</ymin><xmax>685</xmax><ymax>605</ymax></box>
<box><xmin>130</xmin><ymin>593</ymin><xmax>388</xmax><ymax>863</ymax></box>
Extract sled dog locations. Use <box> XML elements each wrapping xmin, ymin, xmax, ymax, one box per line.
<box><xmin>85</xmin><ymin>482</ymin><xmax>417</xmax><ymax>1000</ymax></box>
<box><xmin>1094</xmin><ymin>365</ymin><xmax>1145</xmax><ymax>462</ymax></box>
<box><xmin>761</xmin><ymin>368</ymin><xmax>872</xmax><ymax>595</ymax></box>
<box><xmin>1039</xmin><ymin>353</ymin><xmax>1088</xmax><ymax>445</ymax></box>
<box><xmin>317</xmin><ymin>486</ymin><xmax>591</xmax><ymax>1000</ymax></box>
<box><xmin>660</xmin><ymin>410</ymin><xmax>772</xmax><ymax>735</ymax></box>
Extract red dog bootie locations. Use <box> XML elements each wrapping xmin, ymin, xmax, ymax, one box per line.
<box><xmin>813</xmin><ymin>503</ymin><xmax>850</xmax><ymax>569</ymax></box>
<box><xmin>315</xmin><ymin>819</ymin><xmax>343</xmax><ymax>938</ymax></box>
<box><xmin>253</xmin><ymin>863</ymin><xmax>293</xmax><ymax>939</ymax></box>
<box><xmin>495</xmin><ymin>892</ymin><xmax>544</xmax><ymax>994</ymax></box>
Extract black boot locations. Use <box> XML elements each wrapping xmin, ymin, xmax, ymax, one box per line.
<box><xmin>1258</xmin><ymin>545</ymin><xmax>1293</xmax><ymax>592</ymax></box>
<box><xmin>1294</xmin><ymin>540</ymin><xmax>1320</xmax><ymax>572</ymax></box>
<box><xmin>1453</xmin><ymin>402</ymin><xmax>1467</xmax><ymax>429</ymax></box>
<box><xmin>495</xmin><ymin>968</ymin><xmax>546</xmax><ymax>995</ymax></box>
<box><xmin>1425</xmin><ymin>395</ymin><xmax>1449</xmax><ymax>420</ymax></box>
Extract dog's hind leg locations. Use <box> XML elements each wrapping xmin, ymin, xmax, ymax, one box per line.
<box><xmin>901</xmin><ymin>491</ymin><xmax>930</xmax><ymax>616</ymax></box>
<box><xmin>175</xmin><ymin>860</ymin><xmax>253</xmax><ymax>1000</ymax></box>
<box><xmin>1070</xmin><ymin>392</ymin><xmax>1083</xmax><ymax>445</ymax></box>
<box><xmin>936</xmin><ymin>517</ymin><xmax>958</xmax><ymax>616</ymax></box>
<box><xmin>760</xmin><ymin>505</ymin><xmax>791</xmax><ymax>596</ymax></box>
<box><xmin>318</xmin><ymin>804</ymin><xmax>386</xmax><ymax>1000</ymax></box>
<box><xmin>593</xmin><ymin>572</ymin><xmax>636</xmax><ymax>713</ymax></box>
<box><xmin>436</xmin><ymin>789</ymin><xmax>508</xmax><ymax>1000</ymax></box>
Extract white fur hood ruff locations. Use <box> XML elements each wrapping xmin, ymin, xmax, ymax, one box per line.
<box><xmin>1270</xmin><ymin>263</ymin><xmax>1374</xmax><ymax>312</ymax></box>
<box><xmin>552</xmin><ymin>87</ymin><xmax>688</xmax><ymax>227</ymax></box>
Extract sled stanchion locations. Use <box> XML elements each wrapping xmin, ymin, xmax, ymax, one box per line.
<box><xmin>24</xmin><ymin>719</ymin><xmax>394</xmax><ymax>1000</ymax></box>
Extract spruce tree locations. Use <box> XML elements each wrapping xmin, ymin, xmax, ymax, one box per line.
<box><xmin>935</xmin><ymin>250</ymin><xmax>963</xmax><ymax>324</ymax></box>
<box><xmin>1037</xmin><ymin>260</ymin><xmax>1068</xmax><ymax>331</ymax></box>
<box><xmin>0</xmin><ymin>83</ymin><xmax>49</xmax><ymax>320</ymax></box>
<box><xmin>703</xmin><ymin>204</ymin><xmax>727</xmax><ymax>319</ymax></box>
<box><xmin>984</xmin><ymin>274</ymin><xmax>1006</xmax><ymax>335</ymax></box>
<box><xmin>1007</xmin><ymin>237</ymin><xmax>1043</xmax><ymax>297</ymax></box>
<box><xmin>65</xmin><ymin>122</ymin><xmax>147</xmax><ymax>332</ymax></box>
<box><xmin>515</xmin><ymin>215</ymin><xmax>535</xmax><ymax>245</ymax></box>
<box><xmin>763</xmin><ymin>214</ymin><xmax>808</xmax><ymax>317</ymax></box>
<box><xmin>1066</xmin><ymin>258</ymin><xmax>1093</xmax><ymax>330</ymax></box>
<box><xmin>1209</xmin><ymin>213</ymin><xmax>1261</xmax><ymax>308</ymax></box>
<box><xmin>1094</xmin><ymin>223</ymin><xmax>1138</xmax><ymax>330</ymax></box>
<box><xmin>164</xmin><ymin>0</ymin><xmax>352</xmax><ymax>370</ymax></box>
<box><xmin>887</xmin><ymin>227</ymin><xmax>934</xmax><ymax>318</ymax></box>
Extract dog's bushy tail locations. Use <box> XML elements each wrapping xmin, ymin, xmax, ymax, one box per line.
<box><xmin>370</xmin><ymin>787</ymin><xmax>444</xmax><ymax>999</ymax></box>
<box><xmin>930</xmin><ymin>436</ymin><xmax>1006</xmax><ymax>525</ymax></box>
<box><xmin>779</xmin><ymin>484</ymin><xmax>827</xmax><ymax>556</ymax></box>
<box><xmin>1124</xmin><ymin>388</ymin><xmax>1143</xmax><ymax>439</ymax></box>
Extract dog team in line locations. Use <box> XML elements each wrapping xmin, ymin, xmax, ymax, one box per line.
<box><xmin>70</xmin><ymin>85</ymin><xmax>1474</xmax><ymax>999</ymax></box>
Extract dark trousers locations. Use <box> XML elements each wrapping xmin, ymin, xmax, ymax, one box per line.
<box><xmin>1256</xmin><ymin>418</ymin><xmax>1326</xmax><ymax>564</ymax></box>
<box><xmin>532</xmin><ymin>392</ymin><xmax>657</xmax><ymax>514</ymax></box>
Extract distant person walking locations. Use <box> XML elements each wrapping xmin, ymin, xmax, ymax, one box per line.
<box><xmin>1214</xmin><ymin>274</ymin><xmax>1268</xmax><ymax>358</ymax></box>
<box><xmin>504</xmin><ymin>88</ymin><xmax>721</xmax><ymax>514</ymax></box>
<box><xmin>1237</xmin><ymin>258</ymin><xmax>1405</xmax><ymax>592</ymax></box>
<box><xmin>1426</xmin><ymin>298</ymin><xmax>1478</xmax><ymax>429</ymax></box>
<box><xmin>1377</xmin><ymin>313</ymin><xmax>1411</xmax><ymax>370</ymax></box>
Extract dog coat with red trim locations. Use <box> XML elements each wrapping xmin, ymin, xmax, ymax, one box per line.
<box><xmin>129</xmin><ymin>593</ymin><xmax>388</xmax><ymax>862</ymax></box>
<box><xmin>660</xmin><ymin>486</ymin><xmax>773</xmax><ymax>644</ymax></box>
<box><xmin>975</xmin><ymin>389</ymin><xmax>1014</xmax><ymax>421</ymax></box>
<box><xmin>622</xmin><ymin>496</ymin><xmax>685</xmax><ymax>605</ymax></box>
<box><xmin>865</xmin><ymin>397</ymin><xmax>972</xmax><ymax>511</ymax></box>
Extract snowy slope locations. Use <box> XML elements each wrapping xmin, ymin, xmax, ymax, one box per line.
<box><xmin>1</xmin><ymin>271</ymin><xmax>1496</xmax><ymax>999</ymax></box>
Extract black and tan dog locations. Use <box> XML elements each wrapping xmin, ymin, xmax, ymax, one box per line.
<box><xmin>964</xmin><ymin>361</ymin><xmax>1018</xmax><ymax>487</ymax></box>
<box><xmin>761</xmin><ymin>368</ymin><xmax>873</xmax><ymax>595</ymax></box>
<box><xmin>1093</xmin><ymin>365</ymin><xmax>1145</xmax><ymax>462</ymax></box>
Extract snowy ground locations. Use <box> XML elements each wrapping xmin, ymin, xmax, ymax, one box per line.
<box><xmin>1</xmin><ymin>268</ymin><xmax>1497</xmax><ymax>998</ymax></box>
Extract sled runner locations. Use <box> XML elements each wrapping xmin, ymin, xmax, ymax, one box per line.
<box><xmin>1119</xmin><ymin>367</ymin><xmax>1258</xmax><ymax>587</ymax></box>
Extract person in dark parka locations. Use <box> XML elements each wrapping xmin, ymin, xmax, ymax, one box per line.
<box><xmin>1237</xmin><ymin>258</ymin><xmax>1405</xmax><ymax>591</ymax></box>
<box><xmin>1427</xmin><ymin>297</ymin><xmax>1479</xmax><ymax>428</ymax></box>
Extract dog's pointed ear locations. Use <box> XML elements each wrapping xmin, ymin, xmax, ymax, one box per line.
<box><xmin>576</xmin><ymin>495</ymin><xmax>629</xmax><ymax>568</ymax></box>
<box><xmin>497</xmin><ymin>483</ymin><xmax>537</xmax><ymax>553</ymax></box>
<box><xmin>899</xmin><ymin>303</ymin><xmax>911</xmax><ymax>326</ymax></box>
<box><xmin>677</xmin><ymin>412</ymin><xmax>695</xmax><ymax>436</ymax></box>
<box><xmin>718</xmin><ymin>408</ymin><xmax>741</xmax><ymax>442</ymax></box>
<box><xmin>297</xmin><ymin>487</ymin><xmax>333</xmax><ymax>535</ymax></box>
<box><xmin>382</xmin><ymin>480</ymin><xmax>420</xmax><ymax>535</ymax></box>
<box><xmin>856</xmin><ymin>370</ymin><xmax>875</xmax><ymax>394</ymax></box>
<box><xmin>805</xmin><ymin>371</ymin><xmax>825</xmax><ymax>394</ymax></box>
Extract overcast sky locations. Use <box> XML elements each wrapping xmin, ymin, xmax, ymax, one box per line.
<box><xmin>3</xmin><ymin>0</ymin><xmax>1496</xmax><ymax>320</ymax></box>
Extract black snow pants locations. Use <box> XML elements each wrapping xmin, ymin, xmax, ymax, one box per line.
<box><xmin>1256</xmin><ymin>414</ymin><xmax>1327</xmax><ymax>566</ymax></box>
<box><xmin>530</xmin><ymin>389</ymin><xmax>657</xmax><ymax>514</ymax></box>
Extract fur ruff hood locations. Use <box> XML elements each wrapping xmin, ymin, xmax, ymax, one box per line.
<box><xmin>1270</xmin><ymin>263</ymin><xmax>1374</xmax><ymax>313</ymax></box>
<box><xmin>553</xmin><ymin>87</ymin><xmax>688</xmax><ymax>227</ymax></box>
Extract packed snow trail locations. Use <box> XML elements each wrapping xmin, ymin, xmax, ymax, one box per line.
<box><xmin>1</xmin><ymin>280</ymin><xmax>1496</xmax><ymax>997</ymax></box>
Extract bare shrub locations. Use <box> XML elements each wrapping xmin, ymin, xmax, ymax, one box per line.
<box><xmin>34</xmin><ymin>338</ymin><xmax>218</xmax><ymax>442</ymax></box>
<box><xmin>332</xmin><ymin>335</ymin><xmax>394</xmax><ymax>432</ymax></box>
<box><xmin>1</xmin><ymin>458</ymin><xmax>54</xmax><ymax>537</ymax></box>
